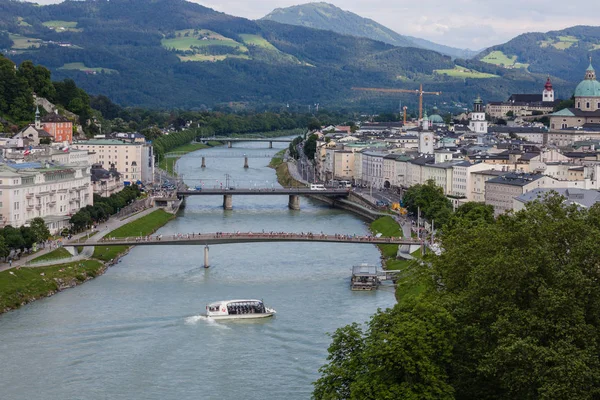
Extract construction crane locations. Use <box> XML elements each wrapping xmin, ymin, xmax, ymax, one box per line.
<box><xmin>352</xmin><ymin>84</ymin><xmax>442</xmax><ymax>121</ymax></box>
<box><xmin>402</xmin><ymin>106</ymin><xmax>408</xmax><ymax>125</ymax></box>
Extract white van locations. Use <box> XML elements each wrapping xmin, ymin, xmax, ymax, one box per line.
<box><xmin>310</xmin><ymin>184</ymin><xmax>326</xmax><ymax>191</ymax></box>
<box><xmin>339</xmin><ymin>180</ymin><xmax>352</xmax><ymax>188</ymax></box>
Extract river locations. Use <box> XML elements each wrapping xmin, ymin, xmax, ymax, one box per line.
<box><xmin>0</xmin><ymin>141</ymin><xmax>395</xmax><ymax>400</ymax></box>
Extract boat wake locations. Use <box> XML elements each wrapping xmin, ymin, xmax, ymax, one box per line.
<box><xmin>185</xmin><ymin>315</ymin><xmax>230</xmax><ymax>329</ymax></box>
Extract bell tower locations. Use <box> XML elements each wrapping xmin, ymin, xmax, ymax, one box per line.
<box><xmin>543</xmin><ymin>76</ymin><xmax>554</xmax><ymax>102</ymax></box>
<box><xmin>469</xmin><ymin>96</ymin><xmax>488</xmax><ymax>134</ymax></box>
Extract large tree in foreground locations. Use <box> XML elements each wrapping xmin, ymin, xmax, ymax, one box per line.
<box><xmin>314</xmin><ymin>194</ymin><xmax>600</xmax><ymax>399</ymax></box>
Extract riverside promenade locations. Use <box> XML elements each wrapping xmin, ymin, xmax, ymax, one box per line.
<box><xmin>0</xmin><ymin>207</ymin><xmax>158</xmax><ymax>272</ymax></box>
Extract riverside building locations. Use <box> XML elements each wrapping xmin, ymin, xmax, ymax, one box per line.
<box><xmin>72</xmin><ymin>138</ymin><xmax>154</xmax><ymax>185</ymax></box>
<box><xmin>0</xmin><ymin>162</ymin><xmax>93</xmax><ymax>233</ymax></box>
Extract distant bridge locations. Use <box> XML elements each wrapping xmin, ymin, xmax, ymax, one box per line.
<box><xmin>177</xmin><ymin>188</ymin><xmax>348</xmax><ymax>196</ymax></box>
<box><xmin>176</xmin><ymin>188</ymin><xmax>349</xmax><ymax>210</ymax></box>
<box><xmin>198</xmin><ymin>137</ymin><xmax>293</xmax><ymax>148</ymax></box>
<box><xmin>164</xmin><ymin>151</ymin><xmax>274</xmax><ymax>159</ymax></box>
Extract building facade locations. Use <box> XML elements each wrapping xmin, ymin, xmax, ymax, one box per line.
<box><xmin>0</xmin><ymin>162</ymin><xmax>93</xmax><ymax>233</ymax></box>
<box><xmin>41</xmin><ymin>112</ymin><xmax>73</xmax><ymax>143</ymax></box>
<box><xmin>72</xmin><ymin>139</ymin><xmax>154</xmax><ymax>184</ymax></box>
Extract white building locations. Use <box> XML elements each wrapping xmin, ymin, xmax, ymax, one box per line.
<box><xmin>451</xmin><ymin>161</ymin><xmax>496</xmax><ymax>201</ymax></box>
<box><xmin>0</xmin><ymin>162</ymin><xmax>93</xmax><ymax>233</ymax></box>
<box><xmin>333</xmin><ymin>151</ymin><xmax>355</xmax><ymax>180</ymax></box>
<box><xmin>361</xmin><ymin>151</ymin><xmax>386</xmax><ymax>189</ymax></box>
<box><xmin>72</xmin><ymin>139</ymin><xmax>154</xmax><ymax>184</ymax></box>
<box><xmin>469</xmin><ymin>96</ymin><xmax>488</xmax><ymax>134</ymax></box>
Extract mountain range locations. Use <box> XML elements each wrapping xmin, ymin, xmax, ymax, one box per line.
<box><xmin>0</xmin><ymin>0</ymin><xmax>588</xmax><ymax>111</ymax></box>
<box><xmin>262</xmin><ymin>2</ymin><xmax>478</xmax><ymax>59</ymax></box>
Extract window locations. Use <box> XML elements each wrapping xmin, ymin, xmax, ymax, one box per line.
<box><xmin>587</xmin><ymin>102</ymin><xmax>591</xmax><ymax>109</ymax></box>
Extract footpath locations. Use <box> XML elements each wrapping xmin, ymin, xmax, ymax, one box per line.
<box><xmin>0</xmin><ymin>206</ymin><xmax>159</xmax><ymax>272</ymax></box>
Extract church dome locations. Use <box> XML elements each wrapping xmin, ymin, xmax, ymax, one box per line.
<box><xmin>575</xmin><ymin>61</ymin><xmax>600</xmax><ymax>97</ymax></box>
<box><xmin>429</xmin><ymin>114</ymin><xmax>444</xmax><ymax>124</ymax></box>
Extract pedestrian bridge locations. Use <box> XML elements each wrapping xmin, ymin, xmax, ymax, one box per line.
<box><xmin>176</xmin><ymin>188</ymin><xmax>350</xmax><ymax>210</ymax></box>
<box><xmin>79</xmin><ymin>232</ymin><xmax>423</xmax><ymax>268</ymax></box>
<box><xmin>79</xmin><ymin>232</ymin><xmax>421</xmax><ymax>247</ymax></box>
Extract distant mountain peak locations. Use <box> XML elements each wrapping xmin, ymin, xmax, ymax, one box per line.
<box><xmin>262</xmin><ymin>2</ymin><xmax>477</xmax><ymax>59</ymax></box>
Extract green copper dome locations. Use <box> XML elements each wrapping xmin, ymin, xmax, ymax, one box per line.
<box><xmin>575</xmin><ymin>61</ymin><xmax>600</xmax><ymax>97</ymax></box>
<box><xmin>429</xmin><ymin>114</ymin><xmax>444</xmax><ymax>124</ymax></box>
<box><xmin>575</xmin><ymin>79</ymin><xmax>600</xmax><ymax>97</ymax></box>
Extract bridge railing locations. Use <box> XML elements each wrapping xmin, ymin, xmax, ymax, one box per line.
<box><xmin>96</xmin><ymin>231</ymin><xmax>421</xmax><ymax>244</ymax></box>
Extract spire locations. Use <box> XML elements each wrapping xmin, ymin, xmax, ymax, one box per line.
<box><xmin>544</xmin><ymin>75</ymin><xmax>553</xmax><ymax>91</ymax></box>
<box><xmin>34</xmin><ymin>105</ymin><xmax>41</xmax><ymax>129</ymax></box>
<box><xmin>585</xmin><ymin>56</ymin><xmax>596</xmax><ymax>80</ymax></box>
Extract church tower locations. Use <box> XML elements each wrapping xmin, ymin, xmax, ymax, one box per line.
<box><xmin>34</xmin><ymin>105</ymin><xmax>41</xmax><ymax>129</ymax></box>
<box><xmin>469</xmin><ymin>96</ymin><xmax>488</xmax><ymax>134</ymax></box>
<box><xmin>543</xmin><ymin>76</ymin><xmax>554</xmax><ymax>103</ymax></box>
<box><xmin>418</xmin><ymin>111</ymin><xmax>434</xmax><ymax>155</ymax></box>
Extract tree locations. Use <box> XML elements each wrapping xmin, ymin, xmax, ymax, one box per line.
<box><xmin>0</xmin><ymin>235</ymin><xmax>9</xmax><ymax>260</ymax></box>
<box><xmin>303</xmin><ymin>134</ymin><xmax>318</xmax><ymax>160</ymax></box>
<box><xmin>506</xmin><ymin>110</ymin><xmax>514</xmax><ymax>117</ymax></box>
<box><xmin>308</xmin><ymin>117</ymin><xmax>322</xmax><ymax>131</ymax></box>
<box><xmin>30</xmin><ymin>217</ymin><xmax>50</xmax><ymax>244</ymax></box>
<box><xmin>403</xmin><ymin>180</ymin><xmax>453</xmax><ymax>228</ymax></box>
<box><xmin>431</xmin><ymin>194</ymin><xmax>600</xmax><ymax>399</ymax></box>
<box><xmin>314</xmin><ymin>297</ymin><xmax>456</xmax><ymax>400</ymax></box>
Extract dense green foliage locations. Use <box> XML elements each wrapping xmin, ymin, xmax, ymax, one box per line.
<box><xmin>69</xmin><ymin>185</ymin><xmax>141</xmax><ymax>232</ymax></box>
<box><xmin>315</xmin><ymin>194</ymin><xmax>600</xmax><ymax>399</ymax></box>
<box><xmin>0</xmin><ymin>54</ymin><xmax>94</xmax><ymax>130</ymax></box>
<box><xmin>0</xmin><ymin>0</ymin><xmax>559</xmax><ymax>109</ymax></box>
<box><xmin>0</xmin><ymin>217</ymin><xmax>51</xmax><ymax>259</ymax></box>
<box><xmin>402</xmin><ymin>179</ymin><xmax>453</xmax><ymax>228</ymax></box>
<box><xmin>303</xmin><ymin>133</ymin><xmax>318</xmax><ymax>160</ymax></box>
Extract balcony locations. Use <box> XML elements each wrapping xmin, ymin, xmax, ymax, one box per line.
<box><xmin>26</xmin><ymin>193</ymin><xmax>33</xmax><ymax>199</ymax></box>
<box><xmin>35</xmin><ymin>205</ymin><xmax>41</xmax><ymax>210</ymax></box>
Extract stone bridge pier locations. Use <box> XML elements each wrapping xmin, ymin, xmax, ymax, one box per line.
<box><xmin>288</xmin><ymin>194</ymin><xmax>300</xmax><ymax>210</ymax></box>
<box><xmin>223</xmin><ymin>194</ymin><xmax>233</xmax><ymax>210</ymax></box>
<box><xmin>227</xmin><ymin>141</ymin><xmax>232</xmax><ymax>148</ymax></box>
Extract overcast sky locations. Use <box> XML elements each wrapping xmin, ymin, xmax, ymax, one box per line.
<box><xmin>34</xmin><ymin>0</ymin><xmax>598</xmax><ymax>49</ymax></box>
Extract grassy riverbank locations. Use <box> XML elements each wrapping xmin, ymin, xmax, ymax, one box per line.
<box><xmin>30</xmin><ymin>247</ymin><xmax>72</xmax><ymax>263</ymax></box>
<box><xmin>269</xmin><ymin>150</ymin><xmax>304</xmax><ymax>188</ymax></box>
<box><xmin>92</xmin><ymin>209</ymin><xmax>175</xmax><ymax>261</ymax></box>
<box><xmin>369</xmin><ymin>216</ymin><xmax>426</xmax><ymax>301</ymax></box>
<box><xmin>0</xmin><ymin>260</ymin><xmax>105</xmax><ymax>313</ymax></box>
<box><xmin>159</xmin><ymin>142</ymin><xmax>211</xmax><ymax>175</ymax></box>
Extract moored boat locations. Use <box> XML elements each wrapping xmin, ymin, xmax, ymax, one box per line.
<box><xmin>206</xmin><ymin>299</ymin><xmax>276</xmax><ymax>320</ymax></box>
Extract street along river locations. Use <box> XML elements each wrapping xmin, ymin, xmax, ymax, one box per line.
<box><xmin>0</xmin><ymin>140</ymin><xmax>395</xmax><ymax>400</ymax></box>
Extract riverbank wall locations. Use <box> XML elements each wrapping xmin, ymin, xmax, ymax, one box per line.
<box><xmin>270</xmin><ymin>154</ymin><xmax>386</xmax><ymax>221</ymax></box>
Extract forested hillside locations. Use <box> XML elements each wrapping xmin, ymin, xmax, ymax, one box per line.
<box><xmin>262</xmin><ymin>2</ymin><xmax>478</xmax><ymax>59</ymax></box>
<box><xmin>0</xmin><ymin>54</ymin><xmax>93</xmax><ymax>130</ymax></box>
<box><xmin>477</xmin><ymin>25</ymin><xmax>600</xmax><ymax>82</ymax></box>
<box><xmin>0</xmin><ymin>0</ymin><xmax>574</xmax><ymax>110</ymax></box>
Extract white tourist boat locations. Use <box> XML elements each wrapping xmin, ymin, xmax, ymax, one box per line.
<box><xmin>206</xmin><ymin>299</ymin><xmax>276</xmax><ymax>320</ymax></box>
